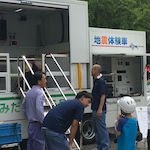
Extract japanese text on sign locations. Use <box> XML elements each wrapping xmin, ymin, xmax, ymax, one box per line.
<box><xmin>94</xmin><ymin>36</ymin><xmax>127</xmax><ymax>45</ymax></box>
<box><xmin>0</xmin><ymin>102</ymin><xmax>21</xmax><ymax>113</ymax></box>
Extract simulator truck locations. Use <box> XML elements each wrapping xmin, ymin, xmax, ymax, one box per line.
<box><xmin>0</xmin><ymin>0</ymin><xmax>147</xmax><ymax>147</ymax></box>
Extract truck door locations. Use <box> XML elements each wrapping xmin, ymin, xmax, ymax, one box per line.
<box><xmin>0</xmin><ymin>53</ymin><xmax>10</xmax><ymax>93</ymax></box>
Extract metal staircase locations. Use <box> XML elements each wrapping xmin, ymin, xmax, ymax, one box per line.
<box><xmin>18</xmin><ymin>54</ymin><xmax>81</xmax><ymax>150</ymax></box>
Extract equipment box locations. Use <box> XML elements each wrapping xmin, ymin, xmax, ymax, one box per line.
<box><xmin>0</xmin><ymin>123</ymin><xmax>22</xmax><ymax>145</ymax></box>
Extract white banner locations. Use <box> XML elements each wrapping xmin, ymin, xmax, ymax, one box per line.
<box><xmin>136</xmin><ymin>106</ymin><xmax>148</xmax><ymax>139</ymax></box>
<box><xmin>89</xmin><ymin>28</ymin><xmax>146</xmax><ymax>55</ymax></box>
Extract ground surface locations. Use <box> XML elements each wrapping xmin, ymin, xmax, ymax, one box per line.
<box><xmin>1</xmin><ymin>134</ymin><xmax>147</xmax><ymax>150</ymax></box>
<box><xmin>82</xmin><ymin>135</ymin><xmax>147</xmax><ymax>150</ymax></box>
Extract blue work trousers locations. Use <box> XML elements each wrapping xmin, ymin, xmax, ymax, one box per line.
<box><xmin>42</xmin><ymin>127</ymin><xmax>69</xmax><ymax>150</ymax></box>
<box><xmin>27</xmin><ymin>122</ymin><xmax>45</xmax><ymax>150</ymax></box>
<box><xmin>93</xmin><ymin>111</ymin><xmax>110</xmax><ymax>150</ymax></box>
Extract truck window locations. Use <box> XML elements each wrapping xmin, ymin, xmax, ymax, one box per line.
<box><xmin>0</xmin><ymin>54</ymin><xmax>10</xmax><ymax>92</ymax></box>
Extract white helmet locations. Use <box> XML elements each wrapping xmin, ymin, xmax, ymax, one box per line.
<box><xmin>117</xmin><ymin>96</ymin><xmax>136</xmax><ymax>113</ymax></box>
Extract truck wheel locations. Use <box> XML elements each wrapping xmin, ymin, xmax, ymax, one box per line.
<box><xmin>81</xmin><ymin>116</ymin><xmax>95</xmax><ymax>144</ymax></box>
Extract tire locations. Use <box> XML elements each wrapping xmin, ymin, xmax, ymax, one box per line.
<box><xmin>81</xmin><ymin>115</ymin><xmax>95</xmax><ymax>144</ymax></box>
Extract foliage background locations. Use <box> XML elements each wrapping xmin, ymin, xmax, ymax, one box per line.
<box><xmin>83</xmin><ymin>0</ymin><xmax>150</xmax><ymax>52</ymax></box>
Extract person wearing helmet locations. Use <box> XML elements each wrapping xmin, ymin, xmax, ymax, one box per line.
<box><xmin>115</xmin><ymin>96</ymin><xmax>137</xmax><ymax>150</ymax></box>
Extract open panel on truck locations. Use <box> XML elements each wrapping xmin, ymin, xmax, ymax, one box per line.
<box><xmin>0</xmin><ymin>3</ymin><xmax>69</xmax><ymax>56</ymax></box>
<box><xmin>0</xmin><ymin>2</ymin><xmax>70</xmax><ymax>92</ymax></box>
<box><xmin>93</xmin><ymin>55</ymin><xmax>143</xmax><ymax>98</ymax></box>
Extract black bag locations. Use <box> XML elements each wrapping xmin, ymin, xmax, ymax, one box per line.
<box><xmin>136</xmin><ymin>124</ymin><xmax>143</xmax><ymax>142</ymax></box>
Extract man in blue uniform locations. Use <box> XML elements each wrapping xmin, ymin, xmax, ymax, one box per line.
<box><xmin>91</xmin><ymin>64</ymin><xmax>110</xmax><ymax>150</ymax></box>
<box><xmin>42</xmin><ymin>91</ymin><xmax>92</xmax><ymax>150</ymax></box>
<box><xmin>22</xmin><ymin>71</ymin><xmax>47</xmax><ymax>150</ymax></box>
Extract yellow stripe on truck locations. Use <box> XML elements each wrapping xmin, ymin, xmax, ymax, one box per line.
<box><xmin>78</xmin><ymin>63</ymin><xmax>82</xmax><ymax>90</ymax></box>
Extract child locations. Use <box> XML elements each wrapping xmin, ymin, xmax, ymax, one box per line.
<box><xmin>115</xmin><ymin>96</ymin><xmax>137</xmax><ymax>150</ymax></box>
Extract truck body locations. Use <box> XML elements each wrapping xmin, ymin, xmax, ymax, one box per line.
<box><xmin>0</xmin><ymin>0</ymin><xmax>147</xmax><ymax>146</ymax></box>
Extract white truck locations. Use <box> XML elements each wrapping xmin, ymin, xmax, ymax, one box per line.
<box><xmin>0</xmin><ymin>0</ymin><xmax>147</xmax><ymax>148</ymax></box>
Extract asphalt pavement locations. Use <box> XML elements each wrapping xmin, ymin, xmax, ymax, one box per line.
<box><xmin>1</xmin><ymin>134</ymin><xmax>147</xmax><ymax>150</ymax></box>
<box><xmin>82</xmin><ymin>134</ymin><xmax>147</xmax><ymax>150</ymax></box>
